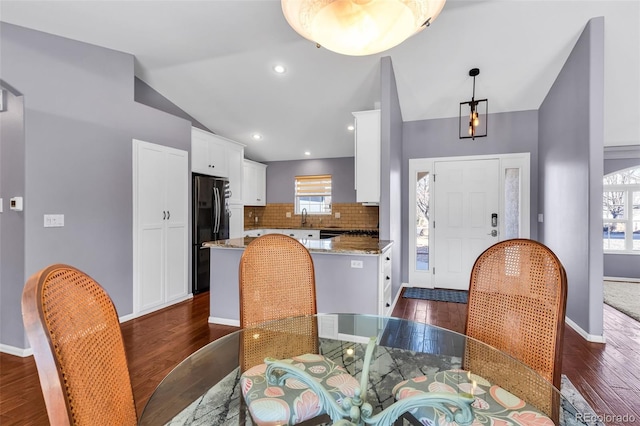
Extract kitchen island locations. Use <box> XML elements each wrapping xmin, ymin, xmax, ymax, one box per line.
<box><xmin>203</xmin><ymin>235</ymin><xmax>394</xmax><ymax>326</ymax></box>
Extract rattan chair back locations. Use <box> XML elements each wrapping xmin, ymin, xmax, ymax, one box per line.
<box><xmin>464</xmin><ymin>238</ymin><xmax>567</xmax><ymax>417</ymax></box>
<box><xmin>22</xmin><ymin>264</ymin><xmax>138</xmax><ymax>426</ymax></box>
<box><xmin>239</xmin><ymin>234</ymin><xmax>318</xmax><ymax>370</ymax></box>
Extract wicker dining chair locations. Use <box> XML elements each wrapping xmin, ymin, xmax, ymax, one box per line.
<box><xmin>238</xmin><ymin>233</ymin><xmax>319</xmax><ymax>370</ymax></box>
<box><xmin>395</xmin><ymin>239</ymin><xmax>567</xmax><ymax>423</ymax></box>
<box><xmin>238</xmin><ymin>234</ymin><xmax>361</xmax><ymax>425</ymax></box>
<box><xmin>21</xmin><ymin>264</ymin><xmax>138</xmax><ymax>426</ymax></box>
<box><xmin>463</xmin><ymin>238</ymin><xmax>568</xmax><ymax>418</ymax></box>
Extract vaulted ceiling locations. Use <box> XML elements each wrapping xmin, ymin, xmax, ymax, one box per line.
<box><xmin>1</xmin><ymin>1</ymin><xmax>638</xmax><ymax>162</ymax></box>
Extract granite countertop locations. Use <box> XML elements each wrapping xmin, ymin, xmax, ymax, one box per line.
<box><xmin>244</xmin><ymin>226</ymin><xmax>378</xmax><ymax>231</ymax></box>
<box><xmin>203</xmin><ymin>235</ymin><xmax>393</xmax><ymax>255</ymax></box>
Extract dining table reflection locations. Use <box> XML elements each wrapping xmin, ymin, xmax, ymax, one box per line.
<box><xmin>140</xmin><ymin>314</ymin><xmax>581</xmax><ymax>426</ymax></box>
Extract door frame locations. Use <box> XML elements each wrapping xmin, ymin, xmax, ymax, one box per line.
<box><xmin>408</xmin><ymin>153</ymin><xmax>531</xmax><ymax>288</ymax></box>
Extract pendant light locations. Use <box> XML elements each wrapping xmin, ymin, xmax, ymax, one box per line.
<box><xmin>281</xmin><ymin>0</ymin><xmax>447</xmax><ymax>56</ymax></box>
<box><xmin>459</xmin><ymin>68</ymin><xmax>488</xmax><ymax>140</ymax></box>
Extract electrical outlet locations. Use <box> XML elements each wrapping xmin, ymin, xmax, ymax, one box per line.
<box><xmin>350</xmin><ymin>260</ymin><xmax>363</xmax><ymax>268</ymax></box>
<box><xmin>286</xmin><ymin>212</ymin><xmax>291</xmax><ymax>218</ymax></box>
<box><xmin>335</xmin><ymin>212</ymin><xmax>341</xmax><ymax>219</ymax></box>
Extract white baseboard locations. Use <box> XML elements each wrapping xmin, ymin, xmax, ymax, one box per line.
<box><xmin>604</xmin><ymin>276</ymin><xmax>640</xmax><ymax>283</ymax></box>
<box><xmin>209</xmin><ymin>316</ymin><xmax>240</xmax><ymax>327</ymax></box>
<box><xmin>565</xmin><ymin>316</ymin><xmax>606</xmax><ymax>343</ymax></box>
<box><xmin>0</xmin><ymin>344</ymin><xmax>33</xmax><ymax>358</ymax></box>
<box><xmin>388</xmin><ymin>284</ymin><xmax>409</xmax><ymax>316</ymax></box>
<box><xmin>121</xmin><ymin>294</ymin><xmax>194</xmax><ymax>323</ymax></box>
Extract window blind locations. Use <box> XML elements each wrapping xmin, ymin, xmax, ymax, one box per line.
<box><xmin>295</xmin><ymin>175</ymin><xmax>332</xmax><ymax>197</ymax></box>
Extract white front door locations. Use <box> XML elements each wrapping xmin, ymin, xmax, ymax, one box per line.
<box><xmin>408</xmin><ymin>154</ymin><xmax>530</xmax><ymax>289</ymax></box>
<box><xmin>433</xmin><ymin>159</ymin><xmax>500</xmax><ymax>290</ymax></box>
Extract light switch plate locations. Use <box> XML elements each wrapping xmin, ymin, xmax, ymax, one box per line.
<box><xmin>286</xmin><ymin>212</ymin><xmax>291</xmax><ymax>218</ymax></box>
<box><xmin>335</xmin><ymin>212</ymin><xmax>341</xmax><ymax>219</ymax></box>
<box><xmin>44</xmin><ymin>214</ymin><xmax>65</xmax><ymax>227</ymax></box>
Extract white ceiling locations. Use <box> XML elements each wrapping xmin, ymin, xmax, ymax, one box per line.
<box><xmin>1</xmin><ymin>0</ymin><xmax>638</xmax><ymax>162</ymax></box>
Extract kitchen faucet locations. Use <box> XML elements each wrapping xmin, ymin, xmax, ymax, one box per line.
<box><xmin>301</xmin><ymin>208</ymin><xmax>308</xmax><ymax>227</ymax></box>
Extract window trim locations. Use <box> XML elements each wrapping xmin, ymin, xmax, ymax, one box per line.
<box><xmin>602</xmin><ymin>166</ymin><xmax>640</xmax><ymax>254</ymax></box>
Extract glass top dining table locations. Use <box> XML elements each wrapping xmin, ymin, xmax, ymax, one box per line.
<box><xmin>140</xmin><ymin>314</ymin><xmax>582</xmax><ymax>426</ymax></box>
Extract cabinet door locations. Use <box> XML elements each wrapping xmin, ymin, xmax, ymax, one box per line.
<box><xmin>207</xmin><ymin>138</ymin><xmax>229</xmax><ymax>177</ymax></box>
<box><xmin>191</xmin><ymin>131</ymin><xmax>211</xmax><ymax>175</ymax></box>
<box><xmin>228</xmin><ymin>204</ymin><xmax>244</xmax><ymax>239</ymax></box>
<box><xmin>243</xmin><ymin>160</ymin><xmax>267</xmax><ymax>206</ymax></box>
<box><xmin>242</xmin><ymin>161</ymin><xmax>256</xmax><ymax>205</ymax></box>
<box><xmin>136</xmin><ymin>142</ymin><xmax>166</xmax><ymax>312</ymax></box>
<box><xmin>226</xmin><ymin>144</ymin><xmax>244</xmax><ymax>204</ymax></box>
<box><xmin>354</xmin><ymin>110</ymin><xmax>380</xmax><ymax>203</ymax></box>
<box><xmin>255</xmin><ymin>163</ymin><xmax>267</xmax><ymax>206</ymax></box>
<box><xmin>164</xmin><ymin>150</ymin><xmax>189</xmax><ymax>302</ymax></box>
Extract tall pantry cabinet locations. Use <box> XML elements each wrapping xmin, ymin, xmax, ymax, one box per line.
<box><xmin>133</xmin><ymin>139</ymin><xmax>189</xmax><ymax>315</ymax></box>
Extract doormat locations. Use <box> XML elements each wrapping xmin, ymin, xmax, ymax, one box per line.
<box><xmin>402</xmin><ymin>287</ymin><xmax>468</xmax><ymax>304</ymax></box>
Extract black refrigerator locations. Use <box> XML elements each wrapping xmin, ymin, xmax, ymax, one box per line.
<box><xmin>193</xmin><ymin>173</ymin><xmax>230</xmax><ymax>294</ymax></box>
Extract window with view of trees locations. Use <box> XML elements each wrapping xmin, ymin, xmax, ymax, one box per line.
<box><xmin>603</xmin><ymin>166</ymin><xmax>640</xmax><ymax>252</ymax></box>
<box><xmin>295</xmin><ymin>175</ymin><xmax>332</xmax><ymax>214</ymax></box>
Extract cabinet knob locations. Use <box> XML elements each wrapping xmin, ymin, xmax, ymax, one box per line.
<box><xmin>386</xmin><ymin>276</ymin><xmax>390</xmax><ymax>280</ymax></box>
<box><xmin>386</xmin><ymin>257</ymin><xmax>390</xmax><ymax>261</ymax></box>
<box><xmin>386</xmin><ymin>303</ymin><xmax>391</xmax><ymax>307</ymax></box>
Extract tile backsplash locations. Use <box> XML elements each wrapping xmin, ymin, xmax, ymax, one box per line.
<box><xmin>244</xmin><ymin>203</ymin><xmax>379</xmax><ymax>229</ymax></box>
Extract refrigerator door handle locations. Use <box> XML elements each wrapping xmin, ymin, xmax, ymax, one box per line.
<box><xmin>195</xmin><ymin>177</ymin><xmax>200</xmax><ymax>237</ymax></box>
<box><xmin>214</xmin><ymin>186</ymin><xmax>220</xmax><ymax>234</ymax></box>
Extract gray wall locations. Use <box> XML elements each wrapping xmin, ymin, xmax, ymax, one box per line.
<box><xmin>135</xmin><ymin>78</ymin><xmax>210</xmax><ymax>132</ymax></box>
<box><xmin>538</xmin><ymin>17</ymin><xmax>604</xmax><ymax>336</ymax></box>
<box><xmin>603</xmin><ymin>146</ymin><xmax>640</xmax><ymax>279</ymax></box>
<box><xmin>0</xmin><ymin>23</ymin><xmax>193</xmax><ymax>350</ymax></box>
<box><xmin>401</xmin><ymin>110</ymin><xmax>540</xmax><ymax>282</ymax></box>
<box><xmin>0</xmin><ymin>84</ymin><xmax>27</xmax><ymax>349</ymax></box>
<box><xmin>265</xmin><ymin>157</ymin><xmax>355</xmax><ymax>203</ymax></box>
<box><xmin>380</xmin><ymin>57</ymin><xmax>403</xmax><ymax>299</ymax></box>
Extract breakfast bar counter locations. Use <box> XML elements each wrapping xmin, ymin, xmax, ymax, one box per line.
<box><xmin>204</xmin><ymin>236</ymin><xmax>394</xmax><ymax>326</ymax></box>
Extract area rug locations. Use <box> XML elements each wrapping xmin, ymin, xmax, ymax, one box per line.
<box><xmin>603</xmin><ymin>280</ymin><xmax>640</xmax><ymax>322</ymax></box>
<box><xmin>403</xmin><ymin>287</ymin><xmax>468</xmax><ymax>303</ymax></box>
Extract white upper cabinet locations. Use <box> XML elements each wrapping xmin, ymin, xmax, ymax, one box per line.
<box><xmin>353</xmin><ymin>110</ymin><xmax>380</xmax><ymax>204</ymax></box>
<box><xmin>242</xmin><ymin>159</ymin><xmax>267</xmax><ymax>206</ymax></box>
<box><xmin>191</xmin><ymin>127</ymin><xmax>244</xmax><ymax>204</ymax></box>
<box><xmin>226</xmin><ymin>144</ymin><xmax>244</xmax><ymax>204</ymax></box>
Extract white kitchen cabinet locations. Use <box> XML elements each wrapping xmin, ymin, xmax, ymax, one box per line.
<box><xmin>228</xmin><ymin>204</ymin><xmax>244</xmax><ymax>239</ymax></box>
<box><xmin>242</xmin><ymin>159</ymin><xmax>267</xmax><ymax>206</ymax></box>
<box><xmin>191</xmin><ymin>128</ymin><xmax>229</xmax><ymax>177</ymax></box>
<box><xmin>226</xmin><ymin>144</ymin><xmax>244</xmax><ymax>204</ymax></box>
<box><xmin>191</xmin><ymin>128</ymin><xmax>245</xmax><ymax>205</ymax></box>
<box><xmin>378</xmin><ymin>246</ymin><xmax>393</xmax><ymax>317</ymax></box>
<box><xmin>353</xmin><ymin>110</ymin><xmax>380</xmax><ymax>204</ymax></box>
<box><xmin>133</xmin><ymin>139</ymin><xmax>189</xmax><ymax>315</ymax></box>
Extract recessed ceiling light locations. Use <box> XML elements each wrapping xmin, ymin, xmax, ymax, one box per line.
<box><xmin>347</xmin><ymin>125</ymin><xmax>354</xmax><ymax>131</ymax></box>
<box><xmin>273</xmin><ymin>64</ymin><xmax>287</xmax><ymax>74</ymax></box>
<box><xmin>251</xmin><ymin>133</ymin><xmax>262</xmax><ymax>140</ymax></box>
<box><xmin>304</xmin><ymin>151</ymin><xmax>311</xmax><ymax>156</ymax></box>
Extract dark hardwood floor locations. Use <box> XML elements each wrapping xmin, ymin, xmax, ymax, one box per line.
<box><xmin>1</xmin><ymin>289</ymin><xmax>638</xmax><ymax>425</ymax></box>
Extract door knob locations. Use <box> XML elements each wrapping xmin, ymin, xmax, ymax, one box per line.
<box><xmin>488</xmin><ymin>230</ymin><xmax>498</xmax><ymax>237</ymax></box>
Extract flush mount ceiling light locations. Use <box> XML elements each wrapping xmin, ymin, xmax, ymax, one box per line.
<box><xmin>281</xmin><ymin>0</ymin><xmax>447</xmax><ymax>56</ymax></box>
<box><xmin>273</xmin><ymin>64</ymin><xmax>287</xmax><ymax>74</ymax></box>
<box><xmin>251</xmin><ymin>133</ymin><xmax>263</xmax><ymax>140</ymax></box>
<box><xmin>459</xmin><ymin>68</ymin><xmax>488</xmax><ymax>140</ymax></box>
